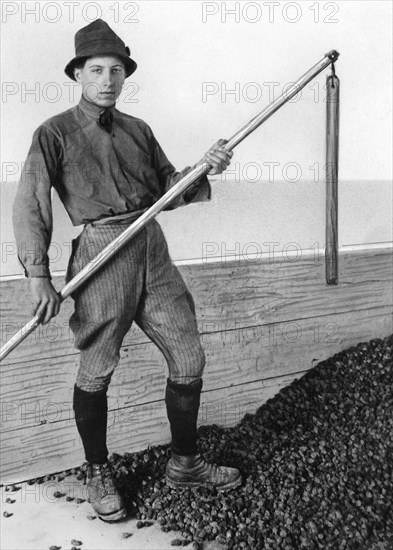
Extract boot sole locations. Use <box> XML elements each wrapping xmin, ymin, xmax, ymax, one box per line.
<box><xmin>166</xmin><ymin>474</ymin><xmax>242</xmax><ymax>492</ymax></box>
<box><xmin>97</xmin><ymin>507</ymin><xmax>127</xmax><ymax>523</ymax></box>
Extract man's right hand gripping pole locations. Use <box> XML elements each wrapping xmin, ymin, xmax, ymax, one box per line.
<box><xmin>29</xmin><ymin>277</ymin><xmax>61</xmax><ymax>325</ymax></box>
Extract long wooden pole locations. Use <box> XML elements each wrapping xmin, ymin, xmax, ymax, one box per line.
<box><xmin>325</xmin><ymin>70</ymin><xmax>340</xmax><ymax>284</ymax></box>
<box><xmin>0</xmin><ymin>50</ymin><xmax>339</xmax><ymax>363</ymax></box>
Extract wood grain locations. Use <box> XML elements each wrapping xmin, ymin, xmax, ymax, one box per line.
<box><xmin>1</xmin><ymin>307</ymin><xmax>391</xmax><ymax>433</ymax></box>
<box><xmin>1</xmin><ymin>250</ymin><xmax>391</xmax><ymax>365</ymax></box>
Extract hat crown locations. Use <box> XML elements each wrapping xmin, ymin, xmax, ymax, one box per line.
<box><xmin>78</xmin><ymin>18</ymin><xmax>108</xmax><ymax>33</ymax></box>
<box><xmin>75</xmin><ymin>19</ymin><xmax>125</xmax><ymax>55</ymax></box>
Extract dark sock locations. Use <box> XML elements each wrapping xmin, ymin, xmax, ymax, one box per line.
<box><xmin>73</xmin><ymin>384</ymin><xmax>108</xmax><ymax>464</ymax></box>
<box><xmin>165</xmin><ymin>378</ymin><xmax>203</xmax><ymax>456</ymax></box>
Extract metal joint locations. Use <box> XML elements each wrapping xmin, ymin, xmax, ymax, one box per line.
<box><xmin>325</xmin><ymin>50</ymin><xmax>340</xmax><ymax>62</ymax></box>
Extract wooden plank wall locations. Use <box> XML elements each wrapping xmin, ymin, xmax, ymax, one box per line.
<box><xmin>0</xmin><ymin>248</ymin><xmax>392</xmax><ymax>483</ymax></box>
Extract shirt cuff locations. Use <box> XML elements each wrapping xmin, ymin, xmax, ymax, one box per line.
<box><xmin>24</xmin><ymin>264</ymin><xmax>51</xmax><ymax>278</ymax></box>
<box><xmin>183</xmin><ymin>174</ymin><xmax>212</xmax><ymax>204</ymax></box>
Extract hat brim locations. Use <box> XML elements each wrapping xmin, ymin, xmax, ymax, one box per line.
<box><xmin>65</xmin><ymin>53</ymin><xmax>137</xmax><ymax>81</ymax></box>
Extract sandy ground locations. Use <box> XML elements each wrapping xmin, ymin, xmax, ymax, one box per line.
<box><xmin>0</xmin><ymin>475</ymin><xmax>223</xmax><ymax>550</ymax></box>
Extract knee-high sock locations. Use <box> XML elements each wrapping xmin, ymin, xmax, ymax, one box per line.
<box><xmin>165</xmin><ymin>377</ymin><xmax>203</xmax><ymax>456</ymax></box>
<box><xmin>73</xmin><ymin>384</ymin><xmax>108</xmax><ymax>464</ymax></box>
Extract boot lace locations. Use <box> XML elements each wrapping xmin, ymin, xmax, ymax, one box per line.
<box><xmin>195</xmin><ymin>456</ymin><xmax>224</xmax><ymax>479</ymax></box>
<box><xmin>95</xmin><ymin>463</ymin><xmax>116</xmax><ymax>496</ymax></box>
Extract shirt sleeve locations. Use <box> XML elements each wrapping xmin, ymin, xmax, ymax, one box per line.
<box><xmin>147</xmin><ymin>126</ymin><xmax>212</xmax><ymax>209</ymax></box>
<box><xmin>12</xmin><ymin>125</ymin><xmax>61</xmax><ymax>278</ymax></box>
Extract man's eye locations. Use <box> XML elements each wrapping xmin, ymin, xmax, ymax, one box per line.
<box><xmin>92</xmin><ymin>69</ymin><xmax>101</xmax><ymax>73</ymax></box>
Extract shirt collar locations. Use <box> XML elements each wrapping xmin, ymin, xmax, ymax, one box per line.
<box><xmin>78</xmin><ymin>95</ymin><xmax>116</xmax><ymax>121</ymax></box>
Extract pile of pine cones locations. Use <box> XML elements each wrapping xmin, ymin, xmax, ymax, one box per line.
<box><xmin>109</xmin><ymin>335</ymin><xmax>392</xmax><ymax>549</ymax></box>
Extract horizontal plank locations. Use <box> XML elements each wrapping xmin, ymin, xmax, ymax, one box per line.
<box><xmin>0</xmin><ymin>373</ymin><xmax>300</xmax><ymax>484</ymax></box>
<box><xmin>1</xmin><ymin>306</ymin><xmax>391</xmax><ymax>433</ymax></box>
<box><xmin>1</xmin><ymin>249</ymin><xmax>392</xmax><ymax>365</ymax></box>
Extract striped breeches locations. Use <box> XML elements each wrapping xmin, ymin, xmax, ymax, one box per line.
<box><xmin>66</xmin><ymin>219</ymin><xmax>205</xmax><ymax>392</ymax></box>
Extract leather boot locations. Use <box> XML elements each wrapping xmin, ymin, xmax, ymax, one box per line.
<box><xmin>86</xmin><ymin>462</ymin><xmax>126</xmax><ymax>522</ymax></box>
<box><xmin>165</xmin><ymin>377</ymin><xmax>242</xmax><ymax>491</ymax></box>
<box><xmin>166</xmin><ymin>453</ymin><xmax>242</xmax><ymax>491</ymax></box>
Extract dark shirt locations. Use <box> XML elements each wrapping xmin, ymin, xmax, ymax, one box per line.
<box><xmin>13</xmin><ymin>96</ymin><xmax>211</xmax><ymax>277</ymax></box>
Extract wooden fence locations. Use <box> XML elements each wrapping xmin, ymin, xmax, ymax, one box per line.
<box><xmin>0</xmin><ymin>248</ymin><xmax>392</xmax><ymax>483</ymax></box>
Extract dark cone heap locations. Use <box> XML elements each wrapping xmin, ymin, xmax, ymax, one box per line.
<box><xmin>114</xmin><ymin>335</ymin><xmax>393</xmax><ymax>549</ymax></box>
<box><xmin>22</xmin><ymin>335</ymin><xmax>393</xmax><ymax>549</ymax></box>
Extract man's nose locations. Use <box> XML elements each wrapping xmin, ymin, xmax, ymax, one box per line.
<box><xmin>102</xmin><ymin>70</ymin><xmax>115</xmax><ymax>87</ymax></box>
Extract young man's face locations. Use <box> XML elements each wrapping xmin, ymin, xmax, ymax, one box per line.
<box><xmin>74</xmin><ymin>55</ymin><xmax>126</xmax><ymax>107</ymax></box>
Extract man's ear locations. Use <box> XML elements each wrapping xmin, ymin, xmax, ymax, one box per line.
<box><xmin>74</xmin><ymin>67</ymin><xmax>82</xmax><ymax>83</ymax></box>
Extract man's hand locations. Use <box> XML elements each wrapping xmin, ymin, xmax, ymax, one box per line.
<box><xmin>198</xmin><ymin>139</ymin><xmax>233</xmax><ymax>175</ymax></box>
<box><xmin>29</xmin><ymin>277</ymin><xmax>61</xmax><ymax>324</ymax></box>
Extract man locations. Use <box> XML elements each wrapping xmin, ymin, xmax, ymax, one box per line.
<box><xmin>13</xmin><ymin>19</ymin><xmax>242</xmax><ymax>522</ymax></box>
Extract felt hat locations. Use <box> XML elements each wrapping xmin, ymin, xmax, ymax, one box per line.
<box><xmin>64</xmin><ymin>19</ymin><xmax>137</xmax><ymax>81</ymax></box>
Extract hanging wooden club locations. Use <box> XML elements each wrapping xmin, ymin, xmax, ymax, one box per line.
<box><xmin>325</xmin><ymin>62</ymin><xmax>340</xmax><ymax>285</ymax></box>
